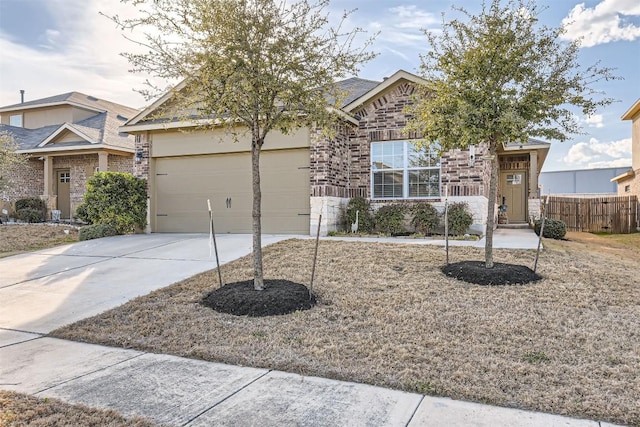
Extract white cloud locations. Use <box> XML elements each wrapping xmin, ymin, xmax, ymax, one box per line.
<box><xmin>0</xmin><ymin>0</ymin><xmax>154</xmax><ymax>109</ymax></box>
<box><xmin>562</xmin><ymin>0</ymin><xmax>640</xmax><ymax>47</ymax></box>
<box><xmin>563</xmin><ymin>137</ymin><xmax>632</xmax><ymax>168</ymax></box>
<box><xmin>584</xmin><ymin>114</ymin><xmax>604</xmax><ymax>128</ymax></box>
<box><xmin>389</xmin><ymin>6</ymin><xmax>438</xmax><ymax>30</ymax></box>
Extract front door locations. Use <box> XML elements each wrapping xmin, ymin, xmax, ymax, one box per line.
<box><xmin>56</xmin><ymin>170</ymin><xmax>71</xmax><ymax>219</ymax></box>
<box><xmin>500</xmin><ymin>171</ymin><xmax>527</xmax><ymax>222</ymax></box>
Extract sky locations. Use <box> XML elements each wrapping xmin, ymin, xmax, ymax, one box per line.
<box><xmin>0</xmin><ymin>0</ymin><xmax>639</xmax><ymax>172</ymax></box>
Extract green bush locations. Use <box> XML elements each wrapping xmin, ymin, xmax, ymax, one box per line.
<box><xmin>16</xmin><ymin>207</ymin><xmax>44</xmax><ymax>223</ymax></box>
<box><xmin>76</xmin><ymin>172</ymin><xmax>147</xmax><ymax>235</ymax></box>
<box><xmin>375</xmin><ymin>204</ymin><xmax>406</xmax><ymax>235</ymax></box>
<box><xmin>411</xmin><ymin>202</ymin><xmax>440</xmax><ymax>235</ymax></box>
<box><xmin>446</xmin><ymin>202</ymin><xmax>473</xmax><ymax>235</ymax></box>
<box><xmin>74</xmin><ymin>203</ymin><xmax>91</xmax><ymax>224</ymax></box>
<box><xmin>534</xmin><ymin>218</ymin><xmax>567</xmax><ymax>239</ymax></box>
<box><xmin>15</xmin><ymin>197</ymin><xmax>46</xmax><ymax>222</ymax></box>
<box><xmin>79</xmin><ymin>224</ymin><xmax>118</xmax><ymax>241</ymax></box>
<box><xmin>343</xmin><ymin>196</ymin><xmax>374</xmax><ymax>233</ymax></box>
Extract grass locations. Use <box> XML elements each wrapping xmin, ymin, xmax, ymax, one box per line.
<box><xmin>0</xmin><ymin>223</ymin><xmax>79</xmax><ymax>258</ymax></box>
<box><xmin>0</xmin><ymin>390</ymin><xmax>159</xmax><ymax>427</ymax></box>
<box><xmin>51</xmin><ymin>234</ymin><xmax>640</xmax><ymax>426</ymax></box>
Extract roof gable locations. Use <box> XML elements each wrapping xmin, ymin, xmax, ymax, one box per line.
<box><xmin>38</xmin><ymin>124</ymin><xmax>98</xmax><ymax>147</ymax></box>
<box><xmin>342</xmin><ymin>70</ymin><xmax>427</xmax><ymax>113</ymax></box>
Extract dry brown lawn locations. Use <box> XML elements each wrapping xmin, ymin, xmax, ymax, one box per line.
<box><xmin>51</xmin><ymin>233</ymin><xmax>640</xmax><ymax>426</ymax></box>
<box><xmin>0</xmin><ymin>390</ymin><xmax>159</xmax><ymax>426</ymax></box>
<box><xmin>0</xmin><ymin>224</ymin><xmax>79</xmax><ymax>258</ymax></box>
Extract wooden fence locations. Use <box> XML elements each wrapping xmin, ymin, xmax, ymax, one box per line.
<box><xmin>544</xmin><ymin>195</ymin><xmax>639</xmax><ymax>234</ymax></box>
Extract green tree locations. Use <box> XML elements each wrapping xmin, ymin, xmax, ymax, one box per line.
<box><xmin>0</xmin><ymin>132</ymin><xmax>26</xmax><ymax>192</ymax></box>
<box><xmin>109</xmin><ymin>0</ymin><xmax>375</xmax><ymax>290</ymax></box>
<box><xmin>407</xmin><ymin>0</ymin><xmax>617</xmax><ymax>268</ymax></box>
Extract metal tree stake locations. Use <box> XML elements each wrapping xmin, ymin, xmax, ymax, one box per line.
<box><xmin>208</xmin><ymin>199</ymin><xmax>223</xmax><ymax>288</ymax></box>
<box><xmin>444</xmin><ymin>185</ymin><xmax>449</xmax><ymax>265</ymax></box>
<box><xmin>533</xmin><ymin>192</ymin><xmax>549</xmax><ymax>274</ymax></box>
<box><xmin>310</xmin><ymin>214</ymin><xmax>322</xmax><ymax>299</ymax></box>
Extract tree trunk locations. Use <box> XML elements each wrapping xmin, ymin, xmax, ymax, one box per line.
<box><xmin>485</xmin><ymin>147</ymin><xmax>499</xmax><ymax>269</ymax></box>
<box><xmin>251</xmin><ymin>138</ymin><xmax>264</xmax><ymax>290</ymax></box>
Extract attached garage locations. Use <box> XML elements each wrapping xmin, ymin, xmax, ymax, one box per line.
<box><xmin>153</xmin><ymin>148</ymin><xmax>310</xmax><ymax>234</ymax></box>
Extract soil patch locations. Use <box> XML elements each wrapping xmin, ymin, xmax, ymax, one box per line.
<box><xmin>442</xmin><ymin>261</ymin><xmax>542</xmax><ymax>285</ymax></box>
<box><xmin>202</xmin><ymin>279</ymin><xmax>316</xmax><ymax>316</ymax></box>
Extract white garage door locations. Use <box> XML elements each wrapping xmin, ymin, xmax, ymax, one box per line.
<box><xmin>154</xmin><ymin>149</ymin><xmax>310</xmax><ymax>233</ymax></box>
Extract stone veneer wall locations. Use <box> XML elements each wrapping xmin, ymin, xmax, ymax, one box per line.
<box><xmin>0</xmin><ymin>158</ymin><xmax>44</xmax><ymax>202</ymax></box>
<box><xmin>133</xmin><ymin>133</ymin><xmax>152</xmax><ymax>233</ymax></box>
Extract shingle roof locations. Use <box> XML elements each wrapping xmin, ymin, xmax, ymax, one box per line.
<box><xmin>0</xmin><ymin>124</ymin><xmax>58</xmax><ymax>150</ymax></box>
<box><xmin>0</xmin><ymin>91</ymin><xmax>139</xmax><ymax>120</ymax></box>
<box><xmin>333</xmin><ymin>77</ymin><xmax>381</xmax><ymax>107</ymax></box>
<box><xmin>0</xmin><ymin>92</ymin><xmax>138</xmax><ymax>153</ymax></box>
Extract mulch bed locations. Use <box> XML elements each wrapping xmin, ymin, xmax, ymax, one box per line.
<box><xmin>442</xmin><ymin>261</ymin><xmax>542</xmax><ymax>285</ymax></box>
<box><xmin>202</xmin><ymin>279</ymin><xmax>316</xmax><ymax>316</ymax></box>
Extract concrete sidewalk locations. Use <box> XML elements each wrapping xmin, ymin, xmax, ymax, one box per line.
<box><xmin>323</xmin><ymin>227</ymin><xmax>541</xmax><ymax>250</ymax></box>
<box><xmin>1</xmin><ymin>230</ymin><xmax>620</xmax><ymax>426</ymax></box>
<box><xmin>0</xmin><ymin>336</ymin><xmax>619</xmax><ymax>427</ymax></box>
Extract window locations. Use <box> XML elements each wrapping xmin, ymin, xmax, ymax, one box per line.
<box><xmin>506</xmin><ymin>174</ymin><xmax>522</xmax><ymax>185</ymax></box>
<box><xmin>9</xmin><ymin>114</ymin><xmax>22</xmax><ymax>127</ymax></box>
<box><xmin>371</xmin><ymin>140</ymin><xmax>440</xmax><ymax>199</ymax></box>
<box><xmin>59</xmin><ymin>172</ymin><xmax>70</xmax><ymax>183</ymax></box>
<box><xmin>625</xmin><ymin>185</ymin><xmax>631</xmax><ymax>193</ymax></box>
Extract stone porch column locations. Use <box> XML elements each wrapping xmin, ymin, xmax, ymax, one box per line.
<box><xmin>43</xmin><ymin>156</ymin><xmax>53</xmax><ymax>196</ymax></box>
<box><xmin>529</xmin><ymin>151</ymin><xmax>538</xmax><ymax>198</ymax></box>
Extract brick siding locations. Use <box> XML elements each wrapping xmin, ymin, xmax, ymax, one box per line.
<box><xmin>1</xmin><ymin>152</ymin><xmax>133</xmax><ymax>216</ymax></box>
<box><xmin>310</xmin><ymin>81</ymin><xmax>487</xmax><ymax>202</ymax></box>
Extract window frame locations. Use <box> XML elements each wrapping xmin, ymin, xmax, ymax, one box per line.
<box><xmin>9</xmin><ymin>114</ymin><xmax>23</xmax><ymax>127</ymax></box>
<box><xmin>370</xmin><ymin>140</ymin><xmax>441</xmax><ymax>200</ymax></box>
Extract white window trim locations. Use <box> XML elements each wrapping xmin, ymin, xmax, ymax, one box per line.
<box><xmin>370</xmin><ymin>140</ymin><xmax>441</xmax><ymax>200</ymax></box>
<box><xmin>9</xmin><ymin>113</ymin><xmax>23</xmax><ymax>127</ymax></box>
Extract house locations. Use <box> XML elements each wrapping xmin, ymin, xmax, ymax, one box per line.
<box><xmin>611</xmin><ymin>99</ymin><xmax>640</xmax><ymax>197</ymax></box>
<box><xmin>540</xmin><ymin>167</ymin><xmax>631</xmax><ymax>196</ymax></box>
<box><xmin>0</xmin><ymin>92</ymin><xmax>139</xmax><ymax>219</ymax></box>
<box><xmin>121</xmin><ymin>70</ymin><xmax>550</xmax><ymax>235</ymax></box>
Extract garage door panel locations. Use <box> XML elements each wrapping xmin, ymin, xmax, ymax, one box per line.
<box><xmin>154</xmin><ymin>149</ymin><xmax>309</xmax><ymax>234</ymax></box>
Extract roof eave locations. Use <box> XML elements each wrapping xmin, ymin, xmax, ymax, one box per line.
<box><xmin>622</xmin><ymin>99</ymin><xmax>640</xmax><ymax>120</ymax></box>
<box><xmin>610</xmin><ymin>169</ymin><xmax>635</xmax><ymax>182</ymax></box>
<box><xmin>17</xmin><ymin>144</ymin><xmax>135</xmax><ymax>155</ymax></box>
<box><xmin>0</xmin><ymin>100</ymin><xmax>106</xmax><ymax>115</ymax></box>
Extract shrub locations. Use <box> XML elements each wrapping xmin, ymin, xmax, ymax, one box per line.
<box><xmin>16</xmin><ymin>207</ymin><xmax>44</xmax><ymax>223</ymax></box>
<box><xmin>411</xmin><ymin>202</ymin><xmax>440</xmax><ymax>235</ymax></box>
<box><xmin>15</xmin><ymin>197</ymin><xmax>46</xmax><ymax>222</ymax></box>
<box><xmin>74</xmin><ymin>203</ymin><xmax>91</xmax><ymax>224</ymax></box>
<box><xmin>79</xmin><ymin>224</ymin><xmax>118</xmax><ymax>241</ymax></box>
<box><xmin>375</xmin><ymin>204</ymin><xmax>406</xmax><ymax>235</ymax></box>
<box><xmin>343</xmin><ymin>196</ymin><xmax>374</xmax><ymax>233</ymax></box>
<box><xmin>76</xmin><ymin>172</ymin><xmax>147</xmax><ymax>235</ymax></box>
<box><xmin>446</xmin><ymin>202</ymin><xmax>473</xmax><ymax>235</ymax></box>
<box><xmin>534</xmin><ymin>218</ymin><xmax>566</xmax><ymax>239</ymax></box>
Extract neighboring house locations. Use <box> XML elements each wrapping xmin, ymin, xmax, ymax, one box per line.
<box><xmin>0</xmin><ymin>92</ymin><xmax>139</xmax><ymax>219</ymax></box>
<box><xmin>121</xmin><ymin>69</ymin><xmax>550</xmax><ymax>235</ymax></box>
<box><xmin>612</xmin><ymin>99</ymin><xmax>640</xmax><ymax>197</ymax></box>
<box><xmin>540</xmin><ymin>167</ymin><xmax>631</xmax><ymax>196</ymax></box>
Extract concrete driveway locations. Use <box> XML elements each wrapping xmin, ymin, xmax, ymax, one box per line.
<box><xmin>0</xmin><ymin>233</ymin><xmax>292</xmax><ymax>336</ymax></box>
